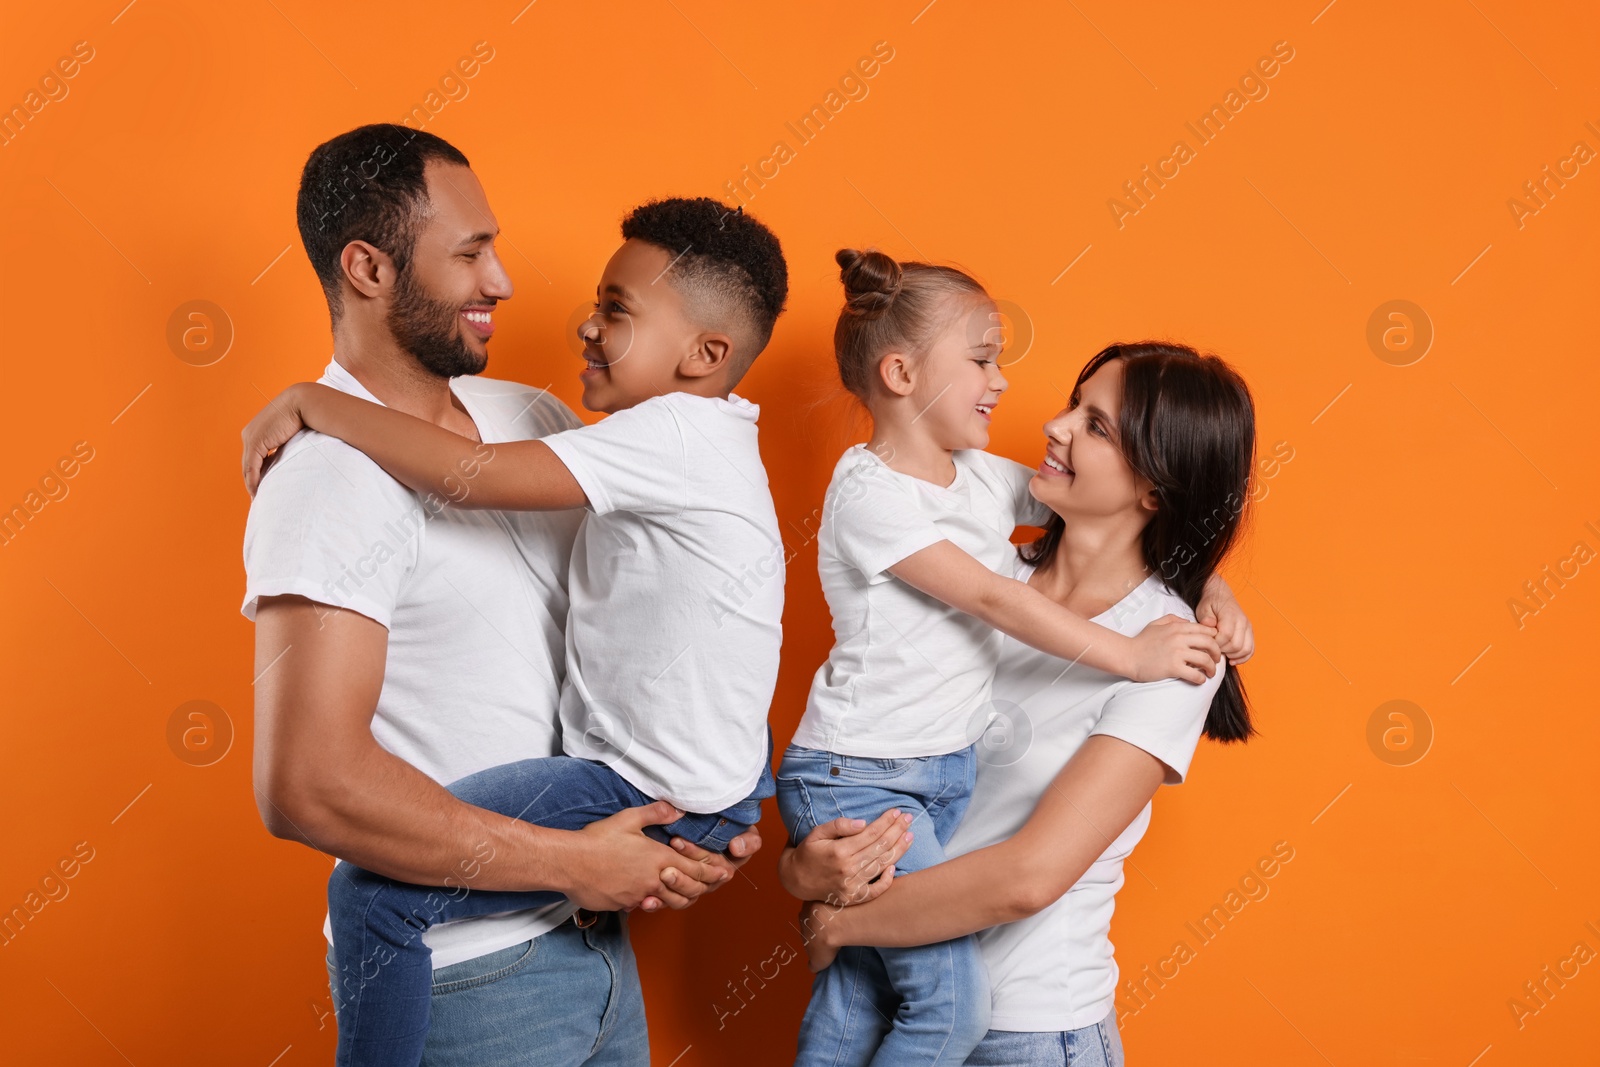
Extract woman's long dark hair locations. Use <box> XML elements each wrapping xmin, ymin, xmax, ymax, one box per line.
<box><xmin>1022</xmin><ymin>341</ymin><xmax>1257</xmax><ymax>742</ymax></box>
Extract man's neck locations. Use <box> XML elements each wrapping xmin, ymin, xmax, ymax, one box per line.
<box><xmin>331</xmin><ymin>322</ymin><xmax>473</xmax><ymax>435</ymax></box>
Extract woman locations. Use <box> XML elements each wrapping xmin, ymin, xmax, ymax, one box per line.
<box><xmin>778</xmin><ymin>341</ymin><xmax>1258</xmax><ymax>1066</ymax></box>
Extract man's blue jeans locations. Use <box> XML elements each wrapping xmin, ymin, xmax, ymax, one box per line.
<box><xmin>776</xmin><ymin>743</ymin><xmax>991</xmax><ymax>1067</ymax></box>
<box><xmin>327</xmin><ymin>749</ymin><xmax>775</xmax><ymax>1067</ymax></box>
<box><xmin>325</xmin><ymin>911</ymin><xmax>650</xmax><ymax>1067</ymax></box>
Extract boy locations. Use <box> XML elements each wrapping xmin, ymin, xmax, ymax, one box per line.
<box><xmin>242</xmin><ymin>197</ymin><xmax>788</xmax><ymax>1066</ymax></box>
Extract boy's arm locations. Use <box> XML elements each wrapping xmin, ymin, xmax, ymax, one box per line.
<box><xmin>243</xmin><ymin>383</ymin><xmax>586</xmax><ymax>510</ymax></box>
<box><xmin>888</xmin><ymin>540</ymin><xmax>1220</xmax><ymax>685</ymax></box>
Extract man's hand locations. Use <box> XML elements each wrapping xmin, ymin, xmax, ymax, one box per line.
<box><xmin>558</xmin><ymin>801</ymin><xmax>732</xmax><ymax>913</ymax></box>
<box><xmin>777</xmin><ymin>810</ymin><xmax>914</xmax><ymax>904</ymax></box>
<box><xmin>667</xmin><ymin>822</ymin><xmax>763</xmax><ymax>893</ymax></box>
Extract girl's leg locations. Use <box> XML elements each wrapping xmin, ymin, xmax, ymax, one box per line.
<box><xmin>777</xmin><ymin>746</ymin><xmax>990</xmax><ymax>1067</ymax></box>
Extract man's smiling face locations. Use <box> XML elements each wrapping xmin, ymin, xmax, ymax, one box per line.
<box><xmin>385</xmin><ymin>159</ymin><xmax>513</xmax><ymax>378</ymax></box>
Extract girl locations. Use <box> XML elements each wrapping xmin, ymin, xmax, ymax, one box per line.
<box><xmin>776</xmin><ymin>251</ymin><xmax>1243</xmax><ymax>1066</ymax></box>
<box><xmin>786</xmin><ymin>340</ymin><xmax>1258</xmax><ymax>1067</ymax></box>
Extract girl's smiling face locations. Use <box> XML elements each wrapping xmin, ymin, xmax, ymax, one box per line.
<box><xmin>1030</xmin><ymin>358</ymin><xmax>1158</xmax><ymax>523</ymax></box>
<box><xmin>898</xmin><ymin>295</ymin><xmax>1009</xmax><ymax>451</ymax></box>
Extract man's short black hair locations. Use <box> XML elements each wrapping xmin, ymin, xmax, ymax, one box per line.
<box><xmin>620</xmin><ymin>197</ymin><xmax>789</xmax><ymax>376</ymax></box>
<box><xmin>296</xmin><ymin>124</ymin><xmax>470</xmax><ymax>320</ymax></box>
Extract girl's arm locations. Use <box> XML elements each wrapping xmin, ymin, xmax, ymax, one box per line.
<box><xmin>1198</xmin><ymin>574</ymin><xmax>1255</xmax><ymax>664</ymax></box>
<box><xmin>888</xmin><ymin>540</ymin><xmax>1219</xmax><ymax>684</ymax></box>
<box><xmin>242</xmin><ymin>383</ymin><xmax>586</xmax><ymax>510</ymax></box>
<box><xmin>800</xmin><ymin>734</ymin><xmax>1167</xmax><ymax>969</ymax></box>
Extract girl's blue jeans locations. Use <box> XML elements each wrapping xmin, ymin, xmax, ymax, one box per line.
<box><xmin>776</xmin><ymin>742</ymin><xmax>991</xmax><ymax>1067</ymax></box>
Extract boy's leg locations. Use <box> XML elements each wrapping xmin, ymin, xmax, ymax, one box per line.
<box><xmin>777</xmin><ymin>747</ymin><xmax>989</xmax><ymax>1067</ymax></box>
<box><xmin>327</xmin><ymin>757</ymin><xmax>662</xmax><ymax>1066</ymax></box>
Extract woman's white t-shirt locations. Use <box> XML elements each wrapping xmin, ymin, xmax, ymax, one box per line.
<box><xmin>790</xmin><ymin>445</ymin><xmax>1050</xmax><ymax>758</ymax></box>
<box><xmin>946</xmin><ymin>561</ymin><xmax>1225</xmax><ymax>1032</ymax></box>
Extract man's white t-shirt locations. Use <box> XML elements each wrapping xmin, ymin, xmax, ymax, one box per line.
<box><xmin>789</xmin><ymin>445</ymin><xmax>1050</xmax><ymax>758</ymax></box>
<box><xmin>541</xmin><ymin>391</ymin><xmax>783</xmax><ymax>813</ymax></box>
<box><xmin>242</xmin><ymin>361</ymin><xmax>585</xmax><ymax>969</ymax></box>
<box><xmin>947</xmin><ymin>560</ymin><xmax>1224</xmax><ymax>1032</ymax></box>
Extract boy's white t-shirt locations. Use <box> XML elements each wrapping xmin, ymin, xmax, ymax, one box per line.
<box><xmin>789</xmin><ymin>445</ymin><xmax>1051</xmax><ymax>758</ymax></box>
<box><xmin>541</xmin><ymin>391</ymin><xmax>783</xmax><ymax>813</ymax></box>
<box><xmin>242</xmin><ymin>361</ymin><xmax>585</xmax><ymax>969</ymax></box>
<box><xmin>947</xmin><ymin>561</ymin><xmax>1224</xmax><ymax>1032</ymax></box>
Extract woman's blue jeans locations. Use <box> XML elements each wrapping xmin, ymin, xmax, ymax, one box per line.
<box><xmin>327</xmin><ymin>749</ymin><xmax>774</xmax><ymax>1067</ymax></box>
<box><xmin>776</xmin><ymin>742</ymin><xmax>991</xmax><ymax>1067</ymax></box>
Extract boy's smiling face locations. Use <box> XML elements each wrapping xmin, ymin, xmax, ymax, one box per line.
<box><xmin>577</xmin><ymin>238</ymin><xmax>719</xmax><ymax>413</ymax></box>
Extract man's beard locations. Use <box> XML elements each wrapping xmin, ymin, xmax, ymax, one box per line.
<box><xmin>387</xmin><ymin>267</ymin><xmax>487</xmax><ymax>379</ymax></box>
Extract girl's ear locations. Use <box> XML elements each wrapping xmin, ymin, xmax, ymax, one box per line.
<box><xmin>877</xmin><ymin>351</ymin><xmax>916</xmax><ymax>397</ymax></box>
<box><xmin>1139</xmin><ymin>485</ymin><xmax>1161</xmax><ymax>513</ymax></box>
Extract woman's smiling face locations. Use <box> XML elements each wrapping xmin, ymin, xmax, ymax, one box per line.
<box><xmin>1030</xmin><ymin>358</ymin><xmax>1157</xmax><ymax>522</ymax></box>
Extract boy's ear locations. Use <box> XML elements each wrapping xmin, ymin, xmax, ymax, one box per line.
<box><xmin>877</xmin><ymin>351</ymin><xmax>916</xmax><ymax>397</ymax></box>
<box><xmin>681</xmin><ymin>333</ymin><xmax>733</xmax><ymax>379</ymax></box>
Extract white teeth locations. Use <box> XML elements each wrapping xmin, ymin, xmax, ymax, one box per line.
<box><xmin>464</xmin><ymin>311</ymin><xmax>492</xmax><ymax>324</ymax></box>
<box><xmin>1044</xmin><ymin>456</ymin><xmax>1069</xmax><ymax>473</ymax></box>
<box><xmin>976</xmin><ymin>405</ymin><xmax>992</xmax><ymax>415</ymax></box>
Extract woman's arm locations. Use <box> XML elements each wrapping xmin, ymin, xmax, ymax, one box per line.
<box><xmin>889</xmin><ymin>540</ymin><xmax>1219</xmax><ymax>684</ymax></box>
<box><xmin>242</xmin><ymin>383</ymin><xmax>586</xmax><ymax>510</ymax></box>
<box><xmin>801</xmin><ymin>734</ymin><xmax>1166</xmax><ymax>969</ymax></box>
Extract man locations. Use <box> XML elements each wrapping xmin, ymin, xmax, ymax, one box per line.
<box><xmin>243</xmin><ymin>123</ymin><xmax>758</xmax><ymax>1064</ymax></box>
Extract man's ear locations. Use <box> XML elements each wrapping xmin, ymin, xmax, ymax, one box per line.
<box><xmin>340</xmin><ymin>240</ymin><xmax>394</xmax><ymax>301</ymax></box>
<box><xmin>681</xmin><ymin>333</ymin><xmax>733</xmax><ymax>379</ymax></box>
<box><xmin>876</xmin><ymin>352</ymin><xmax>916</xmax><ymax>397</ymax></box>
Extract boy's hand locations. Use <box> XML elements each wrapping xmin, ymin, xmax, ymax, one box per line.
<box><xmin>1127</xmin><ymin>616</ymin><xmax>1221</xmax><ymax>685</ymax></box>
<box><xmin>242</xmin><ymin>383</ymin><xmax>313</xmax><ymax>496</ymax></box>
<box><xmin>1197</xmin><ymin>577</ymin><xmax>1254</xmax><ymax>664</ymax></box>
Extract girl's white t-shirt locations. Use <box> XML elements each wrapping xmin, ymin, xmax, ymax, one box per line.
<box><xmin>946</xmin><ymin>561</ymin><xmax>1225</xmax><ymax>1033</ymax></box>
<box><xmin>790</xmin><ymin>445</ymin><xmax>1050</xmax><ymax>758</ymax></box>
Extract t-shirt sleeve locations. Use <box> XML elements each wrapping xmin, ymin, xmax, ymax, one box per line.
<box><xmin>824</xmin><ymin>460</ymin><xmax>949</xmax><ymax>582</ymax></box>
<box><xmin>540</xmin><ymin>397</ymin><xmax>689</xmax><ymax>517</ymax></box>
<box><xmin>241</xmin><ymin>432</ymin><xmax>424</xmax><ymax>627</ymax></box>
<box><xmin>982</xmin><ymin>452</ymin><xmax>1052</xmax><ymax>528</ymax></box>
<box><xmin>1090</xmin><ymin>664</ymin><xmax>1225</xmax><ymax>784</ymax></box>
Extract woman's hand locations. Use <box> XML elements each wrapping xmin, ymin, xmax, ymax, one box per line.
<box><xmin>799</xmin><ymin>898</ymin><xmax>844</xmax><ymax>972</ymax></box>
<box><xmin>241</xmin><ymin>383</ymin><xmax>316</xmax><ymax>495</ymax></box>
<box><xmin>1197</xmin><ymin>577</ymin><xmax>1255</xmax><ymax>664</ymax></box>
<box><xmin>1126</xmin><ymin>615</ymin><xmax>1221</xmax><ymax>684</ymax></box>
<box><xmin>777</xmin><ymin>810</ymin><xmax>914</xmax><ymax>903</ymax></box>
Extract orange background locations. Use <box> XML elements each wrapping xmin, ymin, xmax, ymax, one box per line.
<box><xmin>3</xmin><ymin>1</ymin><xmax>1597</xmax><ymax>1063</ymax></box>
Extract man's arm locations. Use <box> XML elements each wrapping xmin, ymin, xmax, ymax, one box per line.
<box><xmin>251</xmin><ymin>595</ymin><xmax>727</xmax><ymax>910</ymax></box>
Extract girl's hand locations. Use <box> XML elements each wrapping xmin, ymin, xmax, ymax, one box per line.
<box><xmin>241</xmin><ymin>384</ymin><xmax>313</xmax><ymax>495</ymax></box>
<box><xmin>1127</xmin><ymin>616</ymin><xmax>1221</xmax><ymax>685</ymax></box>
<box><xmin>799</xmin><ymin>899</ymin><xmax>843</xmax><ymax>972</ymax></box>
<box><xmin>1197</xmin><ymin>581</ymin><xmax>1255</xmax><ymax>665</ymax></box>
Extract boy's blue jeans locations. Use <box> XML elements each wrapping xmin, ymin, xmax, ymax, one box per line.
<box><xmin>776</xmin><ymin>742</ymin><xmax>990</xmax><ymax>1067</ymax></box>
<box><xmin>327</xmin><ymin>742</ymin><xmax>775</xmax><ymax>1067</ymax></box>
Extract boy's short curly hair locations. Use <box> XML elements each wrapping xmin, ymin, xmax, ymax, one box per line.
<box><xmin>621</xmin><ymin>197</ymin><xmax>789</xmax><ymax>379</ymax></box>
